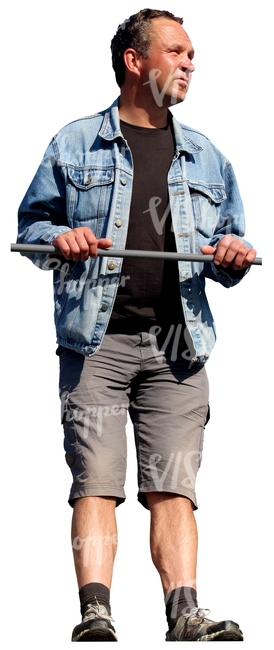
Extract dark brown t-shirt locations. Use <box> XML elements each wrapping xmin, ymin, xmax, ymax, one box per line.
<box><xmin>108</xmin><ymin>118</ymin><xmax>186</xmax><ymax>349</ymax></box>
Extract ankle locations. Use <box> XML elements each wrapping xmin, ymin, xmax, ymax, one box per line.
<box><xmin>165</xmin><ymin>586</ymin><xmax>198</xmax><ymax>630</ymax></box>
<box><xmin>79</xmin><ymin>582</ymin><xmax>111</xmax><ymax>618</ymax></box>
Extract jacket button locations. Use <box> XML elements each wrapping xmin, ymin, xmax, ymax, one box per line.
<box><xmin>101</xmin><ymin>303</ymin><xmax>108</xmax><ymax>311</ymax></box>
<box><xmin>120</xmin><ymin>178</ymin><xmax>127</xmax><ymax>185</ymax></box>
<box><xmin>108</xmin><ymin>262</ymin><xmax>116</xmax><ymax>270</ymax></box>
<box><xmin>115</xmin><ymin>220</ymin><xmax>122</xmax><ymax>227</ymax></box>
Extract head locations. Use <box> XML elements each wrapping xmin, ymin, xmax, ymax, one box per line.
<box><xmin>111</xmin><ymin>8</ymin><xmax>183</xmax><ymax>88</ymax></box>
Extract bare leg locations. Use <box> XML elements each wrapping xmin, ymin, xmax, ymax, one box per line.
<box><xmin>71</xmin><ymin>496</ymin><xmax>118</xmax><ymax>590</ymax></box>
<box><xmin>146</xmin><ymin>492</ymin><xmax>197</xmax><ymax>596</ymax></box>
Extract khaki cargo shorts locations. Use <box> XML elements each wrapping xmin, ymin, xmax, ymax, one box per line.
<box><xmin>58</xmin><ymin>331</ymin><xmax>210</xmax><ymax>510</ymax></box>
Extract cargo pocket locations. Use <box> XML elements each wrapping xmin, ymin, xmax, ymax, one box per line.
<box><xmin>60</xmin><ymin>389</ymin><xmax>77</xmax><ymax>468</ymax></box>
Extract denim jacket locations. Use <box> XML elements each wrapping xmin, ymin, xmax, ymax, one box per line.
<box><xmin>17</xmin><ymin>98</ymin><xmax>250</xmax><ymax>364</ymax></box>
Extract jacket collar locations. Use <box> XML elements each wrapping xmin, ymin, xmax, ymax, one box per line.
<box><xmin>99</xmin><ymin>98</ymin><xmax>203</xmax><ymax>154</ymax></box>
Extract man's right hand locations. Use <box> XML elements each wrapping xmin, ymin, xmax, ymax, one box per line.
<box><xmin>52</xmin><ymin>226</ymin><xmax>113</xmax><ymax>261</ymax></box>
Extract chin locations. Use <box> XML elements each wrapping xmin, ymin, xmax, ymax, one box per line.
<box><xmin>168</xmin><ymin>95</ymin><xmax>186</xmax><ymax>107</ymax></box>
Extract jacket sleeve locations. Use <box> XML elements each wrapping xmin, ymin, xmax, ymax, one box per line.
<box><xmin>204</xmin><ymin>160</ymin><xmax>253</xmax><ymax>287</ymax></box>
<box><xmin>17</xmin><ymin>139</ymin><xmax>71</xmax><ymax>269</ymax></box>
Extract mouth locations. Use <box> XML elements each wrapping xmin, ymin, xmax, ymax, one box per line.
<box><xmin>174</xmin><ymin>77</ymin><xmax>188</xmax><ymax>87</ymax></box>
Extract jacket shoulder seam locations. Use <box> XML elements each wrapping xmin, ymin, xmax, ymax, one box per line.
<box><xmin>52</xmin><ymin>111</ymin><xmax>105</xmax><ymax>139</ymax></box>
<box><xmin>178</xmin><ymin>122</ymin><xmax>210</xmax><ymax>141</ymax></box>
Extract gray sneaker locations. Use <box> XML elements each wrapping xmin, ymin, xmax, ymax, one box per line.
<box><xmin>166</xmin><ymin>608</ymin><xmax>243</xmax><ymax>641</ymax></box>
<box><xmin>71</xmin><ymin>603</ymin><xmax>118</xmax><ymax>642</ymax></box>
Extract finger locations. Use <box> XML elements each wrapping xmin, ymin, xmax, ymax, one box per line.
<box><xmin>246</xmin><ymin>247</ymin><xmax>257</xmax><ymax>264</ymax></box>
<box><xmin>52</xmin><ymin>234</ymin><xmax>76</xmax><ymax>260</ymax></box>
<box><xmin>215</xmin><ymin>237</ymin><xmax>257</xmax><ymax>269</ymax></box>
<box><xmin>76</xmin><ymin>228</ymin><xmax>104</xmax><ymax>258</ymax></box>
<box><xmin>232</xmin><ymin>247</ymin><xmax>257</xmax><ymax>270</ymax></box>
<box><xmin>53</xmin><ymin>228</ymin><xmax>98</xmax><ymax>261</ymax></box>
<box><xmin>200</xmin><ymin>245</ymin><xmax>217</xmax><ymax>255</ymax></box>
<box><xmin>88</xmin><ymin>237</ymin><xmax>113</xmax><ymax>258</ymax></box>
<box><xmin>97</xmin><ymin>238</ymin><xmax>113</xmax><ymax>249</ymax></box>
<box><xmin>70</xmin><ymin>227</ymin><xmax>98</xmax><ymax>259</ymax></box>
<box><xmin>65</xmin><ymin>231</ymin><xmax>91</xmax><ymax>261</ymax></box>
<box><xmin>213</xmin><ymin>237</ymin><xmax>241</xmax><ymax>266</ymax></box>
<box><xmin>67</xmin><ymin>236</ymin><xmax>85</xmax><ymax>262</ymax></box>
<box><xmin>73</xmin><ymin>233</ymin><xmax>91</xmax><ymax>261</ymax></box>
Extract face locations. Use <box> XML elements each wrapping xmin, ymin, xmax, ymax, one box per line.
<box><xmin>139</xmin><ymin>19</ymin><xmax>195</xmax><ymax>108</ymax></box>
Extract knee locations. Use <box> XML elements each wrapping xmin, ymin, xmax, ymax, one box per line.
<box><xmin>146</xmin><ymin>492</ymin><xmax>193</xmax><ymax>511</ymax></box>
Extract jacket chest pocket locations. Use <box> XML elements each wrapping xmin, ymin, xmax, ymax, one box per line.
<box><xmin>66</xmin><ymin>166</ymin><xmax>115</xmax><ymax>236</ymax></box>
<box><xmin>188</xmin><ymin>182</ymin><xmax>226</xmax><ymax>238</ymax></box>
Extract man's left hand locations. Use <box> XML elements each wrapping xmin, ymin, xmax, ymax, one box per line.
<box><xmin>201</xmin><ymin>235</ymin><xmax>257</xmax><ymax>270</ymax></box>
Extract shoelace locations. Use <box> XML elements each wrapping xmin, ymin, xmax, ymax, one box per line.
<box><xmin>188</xmin><ymin>607</ymin><xmax>211</xmax><ymax>621</ymax></box>
<box><xmin>83</xmin><ymin>602</ymin><xmax>115</xmax><ymax>623</ymax></box>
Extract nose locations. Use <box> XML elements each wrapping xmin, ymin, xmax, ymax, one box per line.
<box><xmin>180</xmin><ymin>56</ymin><xmax>195</xmax><ymax>73</ymax></box>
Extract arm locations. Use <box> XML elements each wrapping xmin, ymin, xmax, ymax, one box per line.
<box><xmin>201</xmin><ymin>161</ymin><xmax>257</xmax><ymax>286</ymax></box>
<box><xmin>17</xmin><ymin>140</ymin><xmax>111</xmax><ymax>268</ymax></box>
<box><xmin>17</xmin><ymin>140</ymin><xmax>72</xmax><ymax>268</ymax></box>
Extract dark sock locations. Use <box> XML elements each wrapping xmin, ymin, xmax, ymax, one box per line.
<box><xmin>79</xmin><ymin>582</ymin><xmax>111</xmax><ymax>617</ymax></box>
<box><xmin>165</xmin><ymin>586</ymin><xmax>198</xmax><ymax>631</ymax></box>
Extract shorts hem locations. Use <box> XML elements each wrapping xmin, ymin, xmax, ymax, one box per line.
<box><xmin>137</xmin><ymin>485</ymin><xmax>198</xmax><ymax>511</ymax></box>
<box><xmin>68</xmin><ymin>486</ymin><xmax>126</xmax><ymax>508</ymax></box>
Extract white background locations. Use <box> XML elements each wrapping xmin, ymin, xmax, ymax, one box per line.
<box><xmin>1</xmin><ymin>1</ymin><xmax>271</xmax><ymax>647</ymax></box>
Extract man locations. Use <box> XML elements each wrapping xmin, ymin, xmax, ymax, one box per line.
<box><xmin>17</xmin><ymin>8</ymin><xmax>256</xmax><ymax>642</ymax></box>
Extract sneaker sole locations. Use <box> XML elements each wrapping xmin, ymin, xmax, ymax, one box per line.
<box><xmin>198</xmin><ymin>630</ymin><xmax>243</xmax><ymax>641</ymax></box>
<box><xmin>166</xmin><ymin>622</ymin><xmax>243</xmax><ymax>641</ymax></box>
<box><xmin>72</xmin><ymin>621</ymin><xmax>118</xmax><ymax>642</ymax></box>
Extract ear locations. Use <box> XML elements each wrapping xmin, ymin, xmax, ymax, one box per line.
<box><xmin>123</xmin><ymin>48</ymin><xmax>142</xmax><ymax>77</ymax></box>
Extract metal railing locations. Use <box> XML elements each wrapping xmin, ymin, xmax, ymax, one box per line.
<box><xmin>10</xmin><ymin>244</ymin><xmax>262</xmax><ymax>265</ymax></box>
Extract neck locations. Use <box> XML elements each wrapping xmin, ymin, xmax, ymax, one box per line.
<box><xmin>118</xmin><ymin>92</ymin><xmax>169</xmax><ymax>129</ymax></box>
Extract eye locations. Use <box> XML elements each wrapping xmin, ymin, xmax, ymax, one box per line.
<box><xmin>167</xmin><ymin>47</ymin><xmax>180</xmax><ymax>54</ymax></box>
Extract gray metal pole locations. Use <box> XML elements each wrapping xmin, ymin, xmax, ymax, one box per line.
<box><xmin>10</xmin><ymin>243</ymin><xmax>262</xmax><ymax>265</ymax></box>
